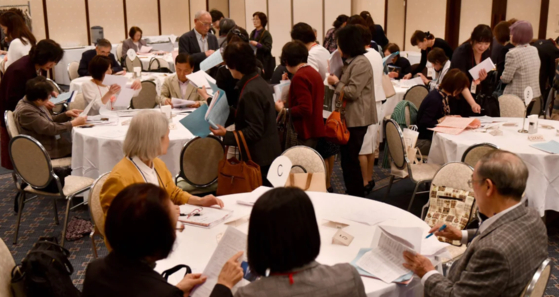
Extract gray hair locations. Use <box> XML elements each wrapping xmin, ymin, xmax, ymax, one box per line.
<box><xmin>195</xmin><ymin>10</ymin><xmax>210</xmax><ymax>20</ymax></box>
<box><xmin>123</xmin><ymin>110</ymin><xmax>169</xmax><ymax>161</ymax></box>
<box><xmin>476</xmin><ymin>150</ymin><xmax>528</xmax><ymax>201</ymax></box>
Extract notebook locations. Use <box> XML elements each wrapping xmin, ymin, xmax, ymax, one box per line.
<box><xmin>178</xmin><ymin>205</ymin><xmax>233</xmax><ymax>228</ymax></box>
<box><xmin>530</xmin><ymin>140</ymin><xmax>559</xmax><ymax>154</ymax></box>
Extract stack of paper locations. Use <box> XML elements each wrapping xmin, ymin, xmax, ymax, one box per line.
<box><xmin>236</xmin><ymin>186</ymin><xmax>272</xmax><ymax>206</ymax></box>
<box><xmin>187</xmin><ymin>70</ymin><xmax>217</xmax><ymax>95</ymax></box>
<box><xmin>51</xmin><ymin>91</ymin><xmax>76</xmax><ymax>105</ymax></box>
<box><xmin>200</xmin><ymin>49</ymin><xmax>223</xmax><ymax>72</ymax></box>
<box><xmin>171</xmin><ymin>98</ymin><xmax>197</xmax><ymax>108</ymax></box>
<box><xmin>429</xmin><ymin>117</ymin><xmax>478</xmax><ymax>135</ymax></box>
<box><xmin>328</xmin><ymin>50</ymin><xmax>343</xmax><ymax>78</ymax></box>
<box><xmin>179</xmin><ymin>87</ymin><xmax>229</xmax><ymax>136</ymax></box>
<box><xmin>86</xmin><ymin>115</ymin><xmax>118</xmax><ymax>126</ymax></box>
<box><xmin>138</xmin><ymin>46</ymin><xmax>152</xmax><ymax>53</ymax></box>
<box><xmin>469</xmin><ymin>57</ymin><xmax>495</xmax><ymax>80</ymax></box>
<box><xmin>399</xmin><ymin>77</ymin><xmax>424</xmax><ymax>88</ymax></box>
<box><xmin>530</xmin><ymin>140</ymin><xmax>559</xmax><ymax>154</ymax></box>
<box><xmin>178</xmin><ymin>205</ymin><xmax>233</xmax><ymax>228</ymax></box>
<box><xmin>351</xmin><ymin>248</ymin><xmax>413</xmax><ymax>284</ymax></box>
<box><xmin>273</xmin><ymin>81</ymin><xmax>290</xmax><ymax>102</ymax></box>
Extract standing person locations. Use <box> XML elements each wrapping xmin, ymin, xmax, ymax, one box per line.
<box><xmin>209</xmin><ymin>9</ymin><xmax>225</xmax><ymax>35</ymax></box>
<box><xmin>532</xmin><ymin>38</ymin><xmax>559</xmax><ymax>100</ymax></box>
<box><xmin>403</xmin><ymin>31</ymin><xmax>453</xmax><ymax>79</ymax></box>
<box><xmin>493</xmin><ymin>19</ymin><xmax>517</xmax><ymax>77</ymax></box>
<box><xmin>323</xmin><ymin>14</ymin><xmax>348</xmax><ymax>53</ymax></box>
<box><xmin>291</xmin><ymin>22</ymin><xmax>330</xmax><ymax>81</ymax></box>
<box><xmin>249</xmin><ymin>12</ymin><xmax>274</xmax><ymax>80</ymax></box>
<box><xmin>78</xmin><ymin>38</ymin><xmax>123</xmax><ymax>77</ymax></box>
<box><xmin>122</xmin><ymin>26</ymin><xmax>148</xmax><ymax>57</ymax></box>
<box><xmin>206</xmin><ymin>42</ymin><xmax>281</xmax><ymax>184</ymax></box>
<box><xmin>0</xmin><ymin>11</ymin><xmax>36</xmax><ymax>70</ymax></box>
<box><xmin>178</xmin><ymin>10</ymin><xmax>219</xmax><ymax>72</ymax></box>
<box><xmin>216</xmin><ymin>18</ymin><xmax>236</xmax><ymax>47</ymax></box>
<box><xmin>327</xmin><ymin>25</ymin><xmax>377</xmax><ymax>197</ymax></box>
<box><xmin>0</xmin><ymin>39</ymin><xmax>63</xmax><ymax>169</ymax></box>
<box><xmin>384</xmin><ymin>43</ymin><xmax>412</xmax><ymax>79</ymax></box>
<box><xmin>360</xmin><ymin>11</ymin><xmax>388</xmax><ymax>48</ymax></box>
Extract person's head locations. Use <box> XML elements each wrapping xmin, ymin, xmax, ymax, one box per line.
<box><xmin>346</xmin><ymin>15</ymin><xmax>368</xmax><ymax>27</ymax></box>
<box><xmin>335</xmin><ymin>24</ymin><xmax>367</xmax><ymax>58</ymax></box>
<box><xmin>493</xmin><ymin>19</ymin><xmax>516</xmax><ymax>45</ymax></box>
<box><xmin>0</xmin><ymin>11</ymin><xmax>36</xmax><ymax>46</ymax></box>
<box><xmin>194</xmin><ymin>10</ymin><xmax>212</xmax><ymax>36</ymax></box>
<box><xmin>468</xmin><ymin>24</ymin><xmax>492</xmax><ymax>55</ymax></box>
<box><xmin>226</xmin><ymin>27</ymin><xmax>249</xmax><ymax>45</ymax></box>
<box><xmin>472</xmin><ymin>150</ymin><xmax>528</xmax><ymax>215</ymax></box>
<box><xmin>123</xmin><ymin>111</ymin><xmax>170</xmax><ymax>161</ymax></box>
<box><xmin>175</xmin><ymin>53</ymin><xmax>194</xmax><ymax>82</ymax></box>
<box><xmin>438</xmin><ymin>69</ymin><xmax>470</xmax><ymax>96</ymax></box>
<box><xmin>219</xmin><ymin>18</ymin><xmax>236</xmax><ymax>37</ymax></box>
<box><xmin>105</xmin><ymin>184</ymin><xmax>177</xmax><ymax>261</ymax></box>
<box><xmin>95</xmin><ymin>38</ymin><xmax>112</xmax><ymax>56</ymax></box>
<box><xmin>223</xmin><ymin>41</ymin><xmax>257</xmax><ymax>79</ymax></box>
<box><xmin>29</xmin><ymin>39</ymin><xmax>64</xmax><ymax>71</ymax></box>
<box><xmin>281</xmin><ymin>41</ymin><xmax>308</xmax><ymax>73</ymax></box>
<box><xmin>510</xmin><ymin>20</ymin><xmax>533</xmax><ymax>45</ymax></box>
<box><xmin>384</xmin><ymin>43</ymin><xmax>401</xmax><ymax>62</ymax></box>
<box><xmin>247</xmin><ymin>188</ymin><xmax>320</xmax><ymax>275</ymax></box>
<box><xmin>410</xmin><ymin>30</ymin><xmax>435</xmax><ymax>50</ymax></box>
<box><xmin>210</xmin><ymin>9</ymin><xmax>224</xmax><ymax>30</ymax></box>
<box><xmin>88</xmin><ymin>55</ymin><xmax>112</xmax><ymax>81</ymax></box>
<box><xmin>291</xmin><ymin>22</ymin><xmax>316</xmax><ymax>45</ymax></box>
<box><xmin>128</xmin><ymin>26</ymin><xmax>143</xmax><ymax>42</ymax></box>
<box><xmin>359</xmin><ymin>11</ymin><xmax>376</xmax><ymax>36</ymax></box>
<box><xmin>356</xmin><ymin>24</ymin><xmax>373</xmax><ymax>48</ymax></box>
<box><xmin>252</xmin><ymin>12</ymin><xmax>267</xmax><ymax>29</ymax></box>
<box><xmin>427</xmin><ymin>48</ymin><xmax>448</xmax><ymax>71</ymax></box>
<box><xmin>332</xmin><ymin>14</ymin><xmax>349</xmax><ymax>30</ymax></box>
<box><xmin>25</xmin><ymin>76</ymin><xmax>53</xmax><ymax>106</ymax></box>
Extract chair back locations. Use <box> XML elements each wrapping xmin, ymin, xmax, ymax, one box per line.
<box><xmin>431</xmin><ymin>162</ymin><xmax>473</xmax><ymax>191</ymax></box>
<box><xmin>404</xmin><ymin>105</ymin><xmax>412</xmax><ymax>126</ymax></box>
<box><xmin>116</xmin><ymin>43</ymin><xmax>124</xmax><ymax>61</ymax></box>
<box><xmin>131</xmin><ymin>81</ymin><xmax>158</xmax><ymax>109</ymax></box>
<box><xmin>67</xmin><ymin>61</ymin><xmax>80</xmax><ymax>81</ymax></box>
<box><xmin>88</xmin><ymin>172</ymin><xmax>110</xmax><ymax>237</ymax></box>
<box><xmin>4</xmin><ymin>111</ymin><xmax>19</xmax><ymax>139</ymax></box>
<box><xmin>68</xmin><ymin>93</ymin><xmax>86</xmax><ymax>110</ymax></box>
<box><xmin>179</xmin><ymin>136</ymin><xmax>224</xmax><ymax>187</ymax></box>
<box><xmin>9</xmin><ymin>135</ymin><xmax>53</xmax><ymax>189</ymax></box>
<box><xmin>281</xmin><ymin>146</ymin><xmax>326</xmax><ymax>174</ymax></box>
<box><xmin>148</xmin><ymin>57</ymin><xmax>172</xmax><ymax>72</ymax></box>
<box><xmin>461</xmin><ymin>143</ymin><xmax>498</xmax><ymax>168</ymax></box>
<box><xmin>125</xmin><ymin>56</ymin><xmax>142</xmax><ymax>72</ymax></box>
<box><xmin>498</xmin><ymin>94</ymin><xmax>526</xmax><ymax>117</ymax></box>
<box><xmin>520</xmin><ymin>258</ymin><xmax>552</xmax><ymax>297</ymax></box>
<box><xmin>384</xmin><ymin>119</ymin><xmax>408</xmax><ymax>169</ymax></box>
<box><xmin>404</xmin><ymin>85</ymin><xmax>429</xmax><ymax>110</ymax></box>
<box><xmin>0</xmin><ymin>238</ymin><xmax>15</xmax><ymax>297</ymax></box>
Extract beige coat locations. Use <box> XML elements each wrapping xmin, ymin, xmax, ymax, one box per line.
<box><xmin>335</xmin><ymin>55</ymin><xmax>378</xmax><ymax>128</ymax></box>
<box><xmin>159</xmin><ymin>74</ymin><xmax>205</xmax><ymax>105</ymax></box>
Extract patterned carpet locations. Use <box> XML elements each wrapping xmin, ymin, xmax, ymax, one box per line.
<box><xmin>0</xmin><ymin>159</ymin><xmax>558</xmax><ymax>295</ymax></box>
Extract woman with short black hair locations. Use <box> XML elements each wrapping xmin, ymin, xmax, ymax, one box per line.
<box><xmin>249</xmin><ymin>12</ymin><xmax>274</xmax><ymax>80</ymax></box>
<box><xmin>122</xmin><ymin>26</ymin><xmax>148</xmax><ymax>57</ymax></box>
<box><xmin>404</xmin><ymin>30</ymin><xmax>453</xmax><ymax>79</ymax></box>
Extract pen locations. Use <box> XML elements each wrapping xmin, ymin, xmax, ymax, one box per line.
<box><xmin>426</xmin><ymin>224</ymin><xmax>446</xmax><ymax>239</ymax></box>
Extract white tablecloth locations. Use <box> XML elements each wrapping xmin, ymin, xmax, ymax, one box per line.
<box><xmin>400</xmin><ymin>51</ymin><xmax>421</xmax><ymax>65</ymax></box>
<box><xmin>155</xmin><ymin>191</ymin><xmax>427</xmax><ymax>297</ymax></box>
<box><xmin>71</xmin><ymin>113</ymin><xmax>194</xmax><ymax>179</ymax></box>
<box><xmin>428</xmin><ymin>117</ymin><xmax>559</xmax><ymax>215</ymax></box>
<box><xmin>138</xmin><ymin>53</ymin><xmax>175</xmax><ymax>72</ymax></box>
<box><xmin>69</xmin><ymin>72</ymin><xmax>169</xmax><ymax>96</ymax></box>
<box><xmin>148</xmin><ymin>41</ymin><xmax>178</xmax><ymax>53</ymax></box>
<box><xmin>54</xmin><ymin>44</ymin><xmax>118</xmax><ymax>85</ymax></box>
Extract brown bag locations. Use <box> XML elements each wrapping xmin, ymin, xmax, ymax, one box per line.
<box><xmin>382</xmin><ymin>74</ymin><xmax>396</xmax><ymax>98</ymax></box>
<box><xmin>285</xmin><ymin>172</ymin><xmax>327</xmax><ymax>192</ymax></box>
<box><xmin>324</xmin><ymin>89</ymin><xmax>350</xmax><ymax>145</ymax></box>
<box><xmin>216</xmin><ymin>131</ymin><xmax>262</xmax><ymax>195</ymax></box>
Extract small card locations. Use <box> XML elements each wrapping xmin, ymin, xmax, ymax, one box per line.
<box><xmin>332</xmin><ymin>229</ymin><xmax>354</xmax><ymax>246</ymax></box>
<box><xmin>266</xmin><ymin>156</ymin><xmax>292</xmax><ymax>188</ymax></box>
<box><xmin>528</xmin><ymin>134</ymin><xmax>545</xmax><ymax>142</ymax></box>
<box><xmin>489</xmin><ymin>129</ymin><xmax>503</xmax><ymax>136</ymax></box>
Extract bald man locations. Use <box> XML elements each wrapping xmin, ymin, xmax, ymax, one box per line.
<box><xmin>178</xmin><ymin>10</ymin><xmax>219</xmax><ymax>72</ymax></box>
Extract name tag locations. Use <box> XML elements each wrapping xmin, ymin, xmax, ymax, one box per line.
<box><xmin>470</xmin><ymin>81</ymin><xmax>477</xmax><ymax>94</ymax></box>
<box><xmin>427</xmin><ymin>67</ymin><xmax>435</xmax><ymax>78</ymax></box>
<box><xmin>55</xmin><ymin>135</ymin><xmax>61</xmax><ymax>140</ymax></box>
<box><xmin>332</xmin><ymin>229</ymin><xmax>354</xmax><ymax>246</ymax></box>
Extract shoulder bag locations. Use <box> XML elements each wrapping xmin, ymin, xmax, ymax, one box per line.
<box><xmin>324</xmin><ymin>89</ymin><xmax>350</xmax><ymax>145</ymax></box>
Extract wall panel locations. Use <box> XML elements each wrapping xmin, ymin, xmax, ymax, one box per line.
<box><xmin>546</xmin><ymin>0</ymin><xmax>559</xmax><ymax>39</ymax></box>
<box><xmin>244</xmin><ymin>0</ymin><xmax>266</xmax><ymax>32</ymax></box>
<box><xmin>458</xmin><ymin>0</ymin><xmax>491</xmax><ymax>44</ymax></box>
<box><xmin>405</xmin><ymin>0</ymin><xmax>446</xmax><ymax>51</ymax></box>
<box><xmin>46</xmin><ymin>0</ymin><xmax>88</xmax><ymax>47</ymax></box>
<box><xmin>190</xmin><ymin>0</ymin><xmax>208</xmax><ymax>30</ymax></box>
<box><xmin>386</xmin><ymin>0</ymin><xmax>405</xmax><ymax>49</ymax></box>
<box><xmin>126</xmin><ymin>0</ymin><xmax>159</xmax><ymax>37</ymax></box>
<box><xmin>229</xmin><ymin>0</ymin><xmax>246</xmax><ymax>29</ymax></box>
<box><xmin>160</xmin><ymin>0</ymin><xmax>190</xmax><ymax>36</ymax></box>
<box><xmin>89</xmin><ymin>0</ymin><xmax>125</xmax><ymax>43</ymax></box>
<box><xmin>294</xmin><ymin>0</ymin><xmax>323</xmax><ymax>44</ymax></box>
<box><xmin>209</xmin><ymin>0</ymin><xmax>229</xmax><ymax>17</ymax></box>
<box><xmin>352</xmin><ymin>0</ymin><xmax>385</xmax><ymax>27</ymax></box>
<box><xmin>268</xmin><ymin>0</ymin><xmax>291</xmax><ymax>60</ymax></box>
<box><xmin>324</xmin><ymin>0</ymin><xmax>351</xmax><ymax>41</ymax></box>
<box><xmin>507</xmin><ymin>0</ymin><xmax>541</xmax><ymax>38</ymax></box>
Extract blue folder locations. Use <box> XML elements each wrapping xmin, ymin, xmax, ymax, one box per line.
<box><xmin>179</xmin><ymin>104</ymin><xmax>211</xmax><ymax>137</ymax></box>
<box><xmin>205</xmin><ymin>90</ymin><xmax>230</xmax><ymax>129</ymax></box>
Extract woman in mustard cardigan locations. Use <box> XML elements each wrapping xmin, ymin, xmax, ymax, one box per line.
<box><xmin>100</xmin><ymin>110</ymin><xmax>223</xmax><ymax>216</ymax></box>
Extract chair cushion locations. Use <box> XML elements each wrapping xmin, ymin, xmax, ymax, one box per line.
<box><xmin>176</xmin><ymin>177</ymin><xmax>218</xmax><ymax>195</ymax></box>
<box><xmin>25</xmin><ymin>175</ymin><xmax>94</xmax><ymax>197</ymax></box>
<box><xmin>409</xmin><ymin>163</ymin><xmax>440</xmax><ymax>181</ymax></box>
<box><xmin>51</xmin><ymin>157</ymin><xmax>72</xmax><ymax>168</ymax></box>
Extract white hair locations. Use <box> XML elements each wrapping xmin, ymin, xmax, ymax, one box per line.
<box><xmin>195</xmin><ymin>10</ymin><xmax>210</xmax><ymax>20</ymax></box>
<box><xmin>123</xmin><ymin>110</ymin><xmax>169</xmax><ymax>160</ymax></box>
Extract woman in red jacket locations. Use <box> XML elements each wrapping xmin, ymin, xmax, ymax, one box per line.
<box><xmin>275</xmin><ymin>41</ymin><xmax>325</xmax><ymax>148</ymax></box>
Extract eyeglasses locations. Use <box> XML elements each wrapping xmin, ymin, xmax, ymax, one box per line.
<box><xmin>468</xmin><ymin>175</ymin><xmax>486</xmax><ymax>188</ymax></box>
<box><xmin>200</xmin><ymin>22</ymin><xmax>212</xmax><ymax>27</ymax></box>
<box><xmin>180</xmin><ymin>207</ymin><xmax>202</xmax><ymax>218</ymax></box>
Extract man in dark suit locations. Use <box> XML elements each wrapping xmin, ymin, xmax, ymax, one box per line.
<box><xmin>78</xmin><ymin>38</ymin><xmax>123</xmax><ymax>77</ymax></box>
<box><xmin>403</xmin><ymin>150</ymin><xmax>548</xmax><ymax>297</ymax></box>
<box><xmin>533</xmin><ymin>38</ymin><xmax>559</xmax><ymax>98</ymax></box>
<box><xmin>178</xmin><ymin>10</ymin><xmax>219</xmax><ymax>72</ymax></box>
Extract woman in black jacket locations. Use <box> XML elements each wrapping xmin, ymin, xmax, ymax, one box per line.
<box><xmin>403</xmin><ymin>30</ymin><xmax>453</xmax><ymax>79</ymax></box>
<box><xmin>249</xmin><ymin>12</ymin><xmax>274</xmax><ymax>80</ymax></box>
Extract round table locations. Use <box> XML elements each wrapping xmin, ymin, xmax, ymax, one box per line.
<box><xmin>428</xmin><ymin>117</ymin><xmax>559</xmax><ymax>216</ymax></box>
<box><xmin>155</xmin><ymin>192</ymin><xmax>429</xmax><ymax>297</ymax></box>
<box><xmin>69</xmin><ymin>72</ymin><xmax>169</xmax><ymax>96</ymax></box>
<box><xmin>71</xmin><ymin>112</ymin><xmax>194</xmax><ymax>179</ymax></box>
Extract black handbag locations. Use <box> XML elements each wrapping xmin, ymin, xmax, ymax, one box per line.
<box><xmin>161</xmin><ymin>264</ymin><xmax>192</xmax><ymax>281</ymax></box>
<box><xmin>476</xmin><ymin>71</ymin><xmax>501</xmax><ymax>117</ymax></box>
<box><xmin>147</xmin><ymin>57</ymin><xmax>173</xmax><ymax>73</ymax></box>
<box><xmin>277</xmin><ymin>108</ymin><xmax>298</xmax><ymax>151</ymax></box>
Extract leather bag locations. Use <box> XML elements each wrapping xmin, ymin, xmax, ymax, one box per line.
<box><xmin>324</xmin><ymin>89</ymin><xmax>350</xmax><ymax>145</ymax></box>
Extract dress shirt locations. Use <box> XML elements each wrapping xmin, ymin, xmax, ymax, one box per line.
<box><xmin>194</xmin><ymin>29</ymin><xmax>208</xmax><ymax>53</ymax></box>
<box><xmin>130</xmin><ymin>156</ymin><xmax>159</xmax><ymax>186</ymax></box>
<box><xmin>179</xmin><ymin>79</ymin><xmax>189</xmax><ymax>98</ymax></box>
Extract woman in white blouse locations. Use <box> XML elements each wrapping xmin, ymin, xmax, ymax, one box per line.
<box><xmin>0</xmin><ymin>11</ymin><xmax>36</xmax><ymax>70</ymax></box>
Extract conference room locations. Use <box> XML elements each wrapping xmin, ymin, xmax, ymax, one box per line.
<box><xmin>0</xmin><ymin>0</ymin><xmax>558</xmax><ymax>296</ymax></box>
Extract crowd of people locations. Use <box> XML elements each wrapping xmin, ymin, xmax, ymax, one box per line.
<box><xmin>0</xmin><ymin>7</ymin><xmax>555</xmax><ymax>297</ymax></box>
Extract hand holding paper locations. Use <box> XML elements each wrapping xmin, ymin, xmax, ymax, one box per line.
<box><xmin>469</xmin><ymin>58</ymin><xmax>494</xmax><ymax>81</ymax></box>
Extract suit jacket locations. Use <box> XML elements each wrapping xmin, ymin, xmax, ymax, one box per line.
<box><xmin>13</xmin><ymin>98</ymin><xmax>73</xmax><ymax>159</ymax></box>
<box><xmin>501</xmin><ymin>45</ymin><xmax>542</xmax><ymax>98</ymax></box>
<box><xmin>159</xmin><ymin>74</ymin><xmax>205</xmax><ymax>105</ymax></box>
<box><xmin>178</xmin><ymin>29</ymin><xmax>219</xmax><ymax>72</ymax></box>
<box><xmin>122</xmin><ymin>38</ymin><xmax>148</xmax><ymax>57</ymax></box>
<box><xmin>235</xmin><ymin>262</ymin><xmax>367</xmax><ymax>297</ymax></box>
<box><xmin>249</xmin><ymin>29</ymin><xmax>274</xmax><ymax>80</ymax></box>
<box><xmin>533</xmin><ymin>39</ymin><xmax>559</xmax><ymax>93</ymax></box>
<box><xmin>424</xmin><ymin>205</ymin><xmax>548</xmax><ymax>297</ymax></box>
<box><xmin>78</xmin><ymin>49</ymin><xmax>123</xmax><ymax>77</ymax></box>
<box><xmin>334</xmin><ymin>55</ymin><xmax>377</xmax><ymax>128</ymax></box>
<box><xmin>83</xmin><ymin>252</ymin><xmax>231</xmax><ymax>297</ymax></box>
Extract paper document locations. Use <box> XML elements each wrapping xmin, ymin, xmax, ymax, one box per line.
<box><xmin>80</xmin><ymin>97</ymin><xmax>97</xmax><ymax>117</ymax></box>
<box><xmin>86</xmin><ymin>115</ymin><xmax>118</xmax><ymax>125</ymax></box>
<box><xmin>179</xmin><ymin>104</ymin><xmax>211</xmax><ymax>137</ymax></box>
<box><xmin>102</xmin><ymin>74</ymin><xmax>129</xmax><ymax>89</ymax></box>
<box><xmin>187</xmin><ymin>70</ymin><xmax>217</xmax><ymax>93</ymax></box>
<box><xmin>343</xmin><ymin>209</ymin><xmax>394</xmax><ymax>226</ymax></box>
<box><xmin>138</xmin><ymin>46</ymin><xmax>152</xmax><ymax>53</ymax></box>
<box><xmin>113</xmin><ymin>88</ymin><xmax>135</xmax><ymax>107</ymax></box>
<box><xmin>383</xmin><ymin>51</ymin><xmax>399</xmax><ymax>66</ymax></box>
<box><xmin>429</xmin><ymin>117</ymin><xmax>478</xmax><ymax>135</ymax></box>
<box><xmin>200</xmin><ymin>49</ymin><xmax>223</xmax><ymax>72</ymax></box>
<box><xmin>236</xmin><ymin>186</ymin><xmax>272</xmax><ymax>206</ymax></box>
<box><xmin>530</xmin><ymin>140</ymin><xmax>559</xmax><ymax>154</ymax></box>
<box><xmin>50</xmin><ymin>91</ymin><xmax>76</xmax><ymax>105</ymax></box>
<box><xmin>328</xmin><ymin>50</ymin><xmax>343</xmax><ymax>78</ymax></box>
<box><xmin>178</xmin><ymin>204</ymin><xmax>233</xmax><ymax>228</ymax></box>
<box><xmin>399</xmin><ymin>77</ymin><xmax>424</xmax><ymax>88</ymax></box>
<box><xmin>273</xmin><ymin>81</ymin><xmax>290</xmax><ymax>102</ymax></box>
<box><xmin>191</xmin><ymin>227</ymin><xmax>248</xmax><ymax>297</ymax></box>
<box><xmin>351</xmin><ymin>248</ymin><xmax>413</xmax><ymax>284</ymax></box>
<box><xmin>204</xmin><ymin>90</ymin><xmax>230</xmax><ymax>129</ymax></box>
<box><xmin>469</xmin><ymin>57</ymin><xmax>495</xmax><ymax>81</ymax></box>
<box><xmin>171</xmin><ymin>98</ymin><xmax>197</xmax><ymax>108</ymax></box>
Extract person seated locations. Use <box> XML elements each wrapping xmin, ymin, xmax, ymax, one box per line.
<box><xmin>78</xmin><ymin>38</ymin><xmax>123</xmax><ymax>77</ymax></box>
<box><xmin>122</xmin><ymin>26</ymin><xmax>148</xmax><ymax>58</ymax></box>
<box><xmin>81</xmin><ymin>55</ymin><xmax>141</xmax><ymax>116</ymax></box>
<box><xmin>416</xmin><ymin>69</ymin><xmax>469</xmax><ymax>155</ymax></box>
<box><xmin>209</xmin><ymin>9</ymin><xmax>224</xmax><ymax>35</ymax></box>
<box><xmin>417</xmin><ymin>48</ymin><xmax>451</xmax><ymax>91</ymax></box>
<box><xmin>384</xmin><ymin>43</ymin><xmax>411</xmax><ymax>79</ymax></box>
<box><xmin>159</xmin><ymin>53</ymin><xmax>205</xmax><ymax>108</ymax></box>
<box><xmin>179</xmin><ymin>10</ymin><xmax>219</xmax><ymax>72</ymax></box>
<box><xmin>291</xmin><ymin>22</ymin><xmax>330</xmax><ymax>81</ymax></box>
<box><xmin>403</xmin><ymin>149</ymin><xmax>548</xmax><ymax>297</ymax></box>
<box><xmin>83</xmin><ymin>184</ymin><xmax>240</xmax><ymax>297</ymax></box>
<box><xmin>218</xmin><ymin>187</ymin><xmax>367</xmax><ymax>296</ymax></box>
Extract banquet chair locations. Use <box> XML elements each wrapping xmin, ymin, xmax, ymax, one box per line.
<box><xmin>498</xmin><ymin>94</ymin><xmax>526</xmax><ymax>117</ymax></box>
<box><xmin>403</xmin><ymin>85</ymin><xmax>429</xmax><ymax>110</ymax></box>
<box><xmin>88</xmin><ymin>172</ymin><xmax>110</xmax><ymax>258</ymax></box>
<box><xmin>520</xmin><ymin>258</ymin><xmax>552</xmax><ymax>297</ymax></box>
<box><xmin>281</xmin><ymin>145</ymin><xmax>327</xmax><ymax>191</ymax></box>
<box><xmin>131</xmin><ymin>81</ymin><xmax>158</xmax><ymax>109</ymax></box>
<box><xmin>0</xmin><ymin>238</ymin><xmax>15</xmax><ymax>297</ymax></box>
<box><xmin>148</xmin><ymin>57</ymin><xmax>173</xmax><ymax>73</ymax></box>
<box><xmin>461</xmin><ymin>143</ymin><xmax>498</xmax><ymax>168</ymax></box>
<box><xmin>67</xmin><ymin>61</ymin><xmax>79</xmax><ymax>81</ymax></box>
<box><xmin>68</xmin><ymin>93</ymin><xmax>86</xmax><ymax>110</ymax></box>
<box><xmin>4</xmin><ymin>111</ymin><xmax>19</xmax><ymax>139</ymax></box>
<box><xmin>176</xmin><ymin>136</ymin><xmax>223</xmax><ymax>195</ymax></box>
<box><xmin>116</xmin><ymin>43</ymin><xmax>124</xmax><ymax>62</ymax></box>
<box><xmin>383</xmin><ymin>119</ymin><xmax>441</xmax><ymax>210</ymax></box>
<box><xmin>9</xmin><ymin>135</ymin><xmax>94</xmax><ymax>247</ymax></box>
<box><xmin>125</xmin><ymin>56</ymin><xmax>143</xmax><ymax>72</ymax></box>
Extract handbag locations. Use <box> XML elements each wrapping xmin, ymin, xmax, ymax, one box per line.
<box><xmin>324</xmin><ymin>89</ymin><xmax>350</xmax><ymax>145</ymax></box>
<box><xmin>382</xmin><ymin>74</ymin><xmax>396</xmax><ymax>98</ymax></box>
<box><xmin>216</xmin><ymin>131</ymin><xmax>262</xmax><ymax>195</ymax></box>
<box><xmin>277</xmin><ymin>108</ymin><xmax>298</xmax><ymax>151</ymax></box>
<box><xmin>284</xmin><ymin>165</ymin><xmax>327</xmax><ymax>192</ymax></box>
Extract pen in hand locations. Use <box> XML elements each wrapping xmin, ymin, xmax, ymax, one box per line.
<box><xmin>426</xmin><ymin>224</ymin><xmax>447</xmax><ymax>239</ymax></box>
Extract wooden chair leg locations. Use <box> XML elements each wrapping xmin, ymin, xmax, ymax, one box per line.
<box><xmin>383</xmin><ymin>175</ymin><xmax>395</xmax><ymax>200</ymax></box>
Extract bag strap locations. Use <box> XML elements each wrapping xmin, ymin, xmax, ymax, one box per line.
<box><xmin>289</xmin><ymin>172</ymin><xmax>314</xmax><ymax>191</ymax></box>
<box><xmin>161</xmin><ymin>264</ymin><xmax>192</xmax><ymax>281</ymax></box>
<box><xmin>232</xmin><ymin>131</ymin><xmax>243</xmax><ymax>161</ymax></box>
<box><xmin>33</xmin><ymin>240</ymin><xmax>71</xmax><ymax>257</ymax></box>
<box><xmin>26</xmin><ymin>250</ymin><xmax>74</xmax><ymax>275</ymax></box>
<box><xmin>237</xmin><ymin>131</ymin><xmax>253</xmax><ymax>161</ymax></box>
<box><xmin>336</xmin><ymin>89</ymin><xmax>347</xmax><ymax>111</ymax></box>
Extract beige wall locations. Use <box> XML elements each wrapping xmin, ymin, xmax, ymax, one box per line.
<box><xmin>386</xmin><ymin>0</ymin><xmax>405</xmax><ymax>49</ymax></box>
<box><xmin>46</xmin><ymin>0</ymin><xmax>88</xmax><ymax>47</ymax></box>
<box><xmin>546</xmin><ymin>0</ymin><xmax>559</xmax><ymax>39</ymax></box>
<box><xmin>190</xmin><ymin>0</ymin><xmax>207</xmax><ymax>31</ymax></box>
<box><xmin>352</xmin><ymin>0</ymin><xmax>385</xmax><ymax>27</ymax></box>
<box><xmin>89</xmin><ymin>0</ymin><xmax>125</xmax><ymax>44</ymax></box>
<box><xmin>507</xmin><ymin>0</ymin><xmax>541</xmax><ymax>38</ymax></box>
<box><xmin>209</xmin><ymin>0</ymin><xmax>229</xmax><ymax>17</ymax></box>
<box><xmin>160</xmin><ymin>0</ymin><xmax>190</xmax><ymax>36</ymax></box>
<box><xmin>268</xmin><ymin>0</ymin><xmax>292</xmax><ymax>60</ymax></box>
<box><xmin>245</xmin><ymin>0</ymin><xmax>267</xmax><ymax>32</ymax></box>
<box><xmin>294</xmin><ymin>0</ymin><xmax>324</xmax><ymax>45</ymax></box>
<box><xmin>229</xmin><ymin>0</ymin><xmax>246</xmax><ymax>29</ymax></box>
<box><xmin>459</xmin><ymin>0</ymin><xmax>491</xmax><ymax>44</ymax></box>
<box><xmin>324</xmin><ymin>0</ymin><xmax>351</xmax><ymax>37</ymax></box>
<box><xmin>405</xmin><ymin>0</ymin><xmax>446</xmax><ymax>51</ymax></box>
